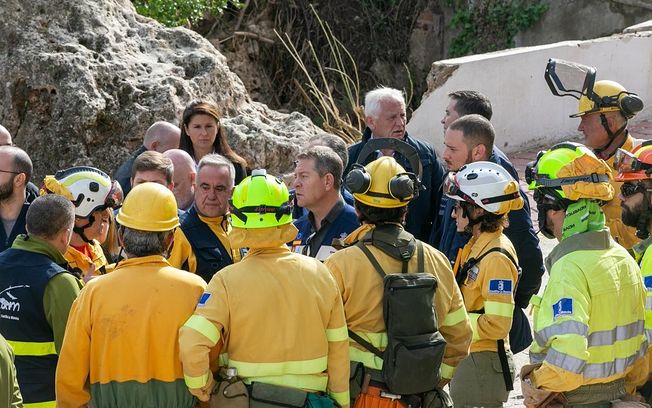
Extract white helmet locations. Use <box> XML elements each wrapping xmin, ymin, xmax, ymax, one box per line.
<box><xmin>444</xmin><ymin>161</ymin><xmax>523</xmax><ymax>215</ymax></box>
<box><xmin>41</xmin><ymin>166</ymin><xmax>123</xmax><ymax>218</ymax></box>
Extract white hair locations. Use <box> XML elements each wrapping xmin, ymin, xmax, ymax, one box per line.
<box><xmin>197</xmin><ymin>153</ymin><xmax>236</xmax><ymax>187</ymax></box>
<box><xmin>364</xmin><ymin>87</ymin><xmax>405</xmax><ymax>119</ymax></box>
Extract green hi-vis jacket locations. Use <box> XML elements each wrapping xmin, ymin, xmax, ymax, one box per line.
<box><xmin>529</xmin><ymin>229</ymin><xmax>648</xmax><ymax>393</ymax></box>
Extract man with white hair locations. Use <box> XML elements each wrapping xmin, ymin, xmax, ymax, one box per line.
<box><xmin>344</xmin><ymin>87</ymin><xmax>446</xmax><ymax>241</ymax></box>
<box><xmin>114</xmin><ymin>121</ymin><xmax>181</xmax><ymax>196</ymax></box>
<box><xmin>163</xmin><ymin>149</ymin><xmax>197</xmax><ymax>211</ymax></box>
<box><xmin>168</xmin><ymin>154</ymin><xmax>241</xmax><ymax>283</ymax></box>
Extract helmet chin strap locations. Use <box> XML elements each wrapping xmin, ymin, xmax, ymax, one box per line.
<box><xmin>594</xmin><ymin>113</ymin><xmax>628</xmax><ymax>160</ymax></box>
<box><xmin>73</xmin><ymin>214</ymin><xmax>96</xmax><ymax>244</ymax></box>
<box><xmin>536</xmin><ymin>208</ymin><xmax>556</xmax><ymax>239</ymax></box>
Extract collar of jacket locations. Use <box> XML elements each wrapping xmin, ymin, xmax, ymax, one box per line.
<box><xmin>633</xmin><ymin>236</ymin><xmax>652</xmax><ymax>264</ymax></box>
<box><xmin>11</xmin><ymin>234</ymin><xmax>67</xmax><ymax>264</ymax></box>
<box><xmin>465</xmin><ymin>228</ymin><xmax>506</xmax><ymax>260</ymax></box>
<box><xmin>229</xmin><ymin>223</ymin><xmax>298</xmax><ymax>250</ymax></box>
<box><xmin>545</xmin><ymin>228</ymin><xmax>612</xmax><ymax>271</ymax></box>
<box><xmin>113</xmin><ymin>254</ymin><xmax>171</xmax><ymax>270</ymax></box>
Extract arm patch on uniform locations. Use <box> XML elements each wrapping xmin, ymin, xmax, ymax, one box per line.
<box><xmin>644</xmin><ymin>276</ymin><xmax>652</xmax><ymax>291</ymax></box>
<box><xmin>197</xmin><ymin>292</ymin><xmax>211</xmax><ymax>307</ymax></box>
<box><xmin>552</xmin><ymin>298</ymin><xmax>573</xmax><ymax>320</ymax></box>
<box><xmin>488</xmin><ymin>279</ymin><xmax>512</xmax><ymax>295</ymax></box>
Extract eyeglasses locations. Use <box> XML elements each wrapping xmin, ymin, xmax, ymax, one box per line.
<box><xmin>0</xmin><ymin>169</ymin><xmax>20</xmax><ymax>175</ymax></box>
<box><xmin>620</xmin><ymin>182</ymin><xmax>652</xmax><ymax>198</ymax></box>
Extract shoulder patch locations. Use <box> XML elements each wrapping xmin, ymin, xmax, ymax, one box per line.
<box><xmin>197</xmin><ymin>292</ymin><xmax>211</xmax><ymax>307</ymax></box>
<box><xmin>644</xmin><ymin>276</ymin><xmax>652</xmax><ymax>291</ymax></box>
<box><xmin>552</xmin><ymin>298</ymin><xmax>573</xmax><ymax>320</ymax></box>
<box><xmin>488</xmin><ymin>279</ymin><xmax>512</xmax><ymax>295</ymax></box>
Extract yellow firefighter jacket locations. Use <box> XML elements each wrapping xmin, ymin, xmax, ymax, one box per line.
<box><xmin>324</xmin><ymin>223</ymin><xmax>472</xmax><ymax>382</ymax></box>
<box><xmin>456</xmin><ymin>229</ymin><xmax>518</xmax><ymax>353</ymax></box>
<box><xmin>55</xmin><ymin>255</ymin><xmax>206</xmax><ymax>407</ymax></box>
<box><xmin>178</xmin><ymin>224</ymin><xmax>350</xmax><ymax>407</ymax></box>
<box><xmin>64</xmin><ymin>240</ymin><xmax>108</xmax><ymax>277</ymax></box>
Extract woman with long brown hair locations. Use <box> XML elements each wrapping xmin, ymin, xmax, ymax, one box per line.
<box><xmin>179</xmin><ymin>100</ymin><xmax>248</xmax><ymax>183</ymax></box>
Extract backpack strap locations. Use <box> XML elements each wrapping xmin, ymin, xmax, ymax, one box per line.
<box><xmin>348</xmin><ymin>330</ymin><xmax>384</xmax><ymax>359</ymax></box>
<box><xmin>356</xmin><ymin>241</ymin><xmax>386</xmax><ymax>279</ymax></box>
<box><xmin>456</xmin><ymin>247</ymin><xmax>519</xmax><ymax>287</ymax></box>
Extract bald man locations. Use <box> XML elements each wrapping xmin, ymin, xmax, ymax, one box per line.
<box><xmin>0</xmin><ymin>125</ymin><xmax>12</xmax><ymax>146</ymax></box>
<box><xmin>114</xmin><ymin>121</ymin><xmax>181</xmax><ymax>196</ymax></box>
<box><xmin>163</xmin><ymin>149</ymin><xmax>196</xmax><ymax>211</ymax></box>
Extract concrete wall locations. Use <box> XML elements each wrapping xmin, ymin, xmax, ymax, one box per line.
<box><xmin>515</xmin><ymin>0</ymin><xmax>652</xmax><ymax>47</ymax></box>
<box><xmin>406</xmin><ymin>29</ymin><xmax>652</xmax><ymax>155</ymax></box>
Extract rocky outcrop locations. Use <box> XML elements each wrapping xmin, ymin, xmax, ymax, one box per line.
<box><xmin>0</xmin><ymin>0</ymin><xmax>326</xmax><ymax>181</ymax></box>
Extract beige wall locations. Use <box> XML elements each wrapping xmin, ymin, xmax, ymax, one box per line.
<box><xmin>406</xmin><ymin>29</ymin><xmax>652</xmax><ymax>155</ymax></box>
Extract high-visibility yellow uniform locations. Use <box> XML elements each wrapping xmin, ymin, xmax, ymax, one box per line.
<box><xmin>64</xmin><ymin>240</ymin><xmax>107</xmax><ymax>277</ymax></box>
<box><xmin>56</xmin><ymin>255</ymin><xmax>206</xmax><ymax>407</ymax></box>
<box><xmin>603</xmin><ymin>136</ymin><xmax>641</xmax><ymax>249</ymax></box>
<box><xmin>457</xmin><ymin>229</ymin><xmax>517</xmax><ymax>353</ymax></box>
<box><xmin>529</xmin><ymin>229</ymin><xmax>648</xmax><ymax>394</ymax></box>
<box><xmin>168</xmin><ymin>214</ymin><xmax>241</xmax><ymax>272</ymax></box>
<box><xmin>324</xmin><ymin>224</ymin><xmax>472</xmax><ymax>383</ymax></box>
<box><xmin>178</xmin><ymin>224</ymin><xmax>350</xmax><ymax>407</ymax></box>
<box><xmin>634</xmin><ymin>236</ymin><xmax>652</xmax><ymax>376</ymax></box>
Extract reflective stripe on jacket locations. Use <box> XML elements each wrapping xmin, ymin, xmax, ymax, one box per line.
<box><xmin>530</xmin><ymin>229</ymin><xmax>647</xmax><ymax>393</ymax></box>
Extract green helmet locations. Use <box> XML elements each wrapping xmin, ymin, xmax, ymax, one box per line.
<box><xmin>230</xmin><ymin>169</ymin><xmax>292</xmax><ymax>229</ymax></box>
<box><xmin>525</xmin><ymin>142</ymin><xmax>613</xmax><ymax>202</ymax></box>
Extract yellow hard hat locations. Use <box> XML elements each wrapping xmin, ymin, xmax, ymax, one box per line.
<box><xmin>571</xmin><ymin>80</ymin><xmax>641</xmax><ymax>118</ymax></box>
<box><xmin>347</xmin><ymin>156</ymin><xmax>417</xmax><ymax>208</ymax></box>
<box><xmin>116</xmin><ymin>182</ymin><xmax>179</xmax><ymax>231</ymax></box>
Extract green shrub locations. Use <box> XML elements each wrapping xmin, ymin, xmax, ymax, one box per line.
<box><xmin>132</xmin><ymin>0</ymin><xmax>242</xmax><ymax>27</ymax></box>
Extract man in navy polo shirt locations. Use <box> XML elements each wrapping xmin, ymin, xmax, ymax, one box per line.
<box><xmin>293</xmin><ymin>146</ymin><xmax>359</xmax><ymax>261</ymax></box>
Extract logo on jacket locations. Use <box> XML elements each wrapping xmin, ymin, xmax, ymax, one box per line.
<box><xmin>0</xmin><ymin>285</ymin><xmax>29</xmax><ymax>318</ymax></box>
<box><xmin>197</xmin><ymin>292</ymin><xmax>212</xmax><ymax>307</ymax></box>
<box><xmin>552</xmin><ymin>298</ymin><xmax>573</xmax><ymax>320</ymax></box>
<box><xmin>468</xmin><ymin>266</ymin><xmax>479</xmax><ymax>282</ymax></box>
<box><xmin>488</xmin><ymin>279</ymin><xmax>512</xmax><ymax>295</ymax></box>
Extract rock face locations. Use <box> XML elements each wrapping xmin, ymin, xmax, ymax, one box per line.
<box><xmin>0</xmin><ymin>0</ymin><xmax>326</xmax><ymax>182</ymax></box>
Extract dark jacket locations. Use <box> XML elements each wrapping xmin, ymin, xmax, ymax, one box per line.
<box><xmin>113</xmin><ymin>145</ymin><xmax>147</xmax><ymax>197</ymax></box>
<box><xmin>0</xmin><ymin>203</ymin><xmax>29</xmax><ymax>253</ymax></box>
<box><xmin>344</xmin><ymin>128</ymin><xmax>446</xmax><ymax>242</ymax></box>
<box><xmin>431</xmin><ymin>147</ymin><xmax>544</xmax><ymax>309</ymax></box>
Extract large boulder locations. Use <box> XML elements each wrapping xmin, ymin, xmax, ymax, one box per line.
<box><xmin>0</xmin><ymin>0</ymin><xmax>326</xmax><ymax>181</ymax></box>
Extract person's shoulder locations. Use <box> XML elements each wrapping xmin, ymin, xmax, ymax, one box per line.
<box><xmin>163</xmin><ymin>266</ymin><xmax>207</xmax><ymax>287</ymax></box>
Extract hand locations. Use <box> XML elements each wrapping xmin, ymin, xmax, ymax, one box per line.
<box><xmin>189</xmin><ymin>375</ymin><xmax>215</xmax><ymax>402</ymax></box>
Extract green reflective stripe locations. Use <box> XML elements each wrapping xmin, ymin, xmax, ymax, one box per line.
<box><xmin>534</xmin><ymin>320</ymin><xmax>589</xmax><ymax>348</ymax></box>
<box><xmin>350</xmin><ymin>347</ymin><xmax>383</xmax><ymax>370</ymax></box>
<box><xmin>62</xmin><ymin>172</ymin><xmax>110</xmax><ymax>188</ymax></box>
<box><xmin>442</xmin><ymin>306</ymin><xmax>467</xmax><ymax>327</ymax></box>
<box><xmin>530</xmin><ymin>352</ymin><xmax>546</xmax><ymax>364</ymax></box>
<box><xmin>440</xmin><ymin>362</ymin><xmax>455</xmax><ymax>379</ymax></box>
<box><xmin>183</xmin><ymin>315</ymin><xmax>220</xmax><ymax>345</ymax></box>
<box><xmin>545</xmin><ymin>348</ymin><xmax>586</xmax><ymax>374</ymax></box>
<box><xmin>484</xmin><ymin>301</ymin><xmax>513</xmax><ymax>318</ymax></box>
<box><xmin>329</xmin><ymin>390</ymin><xmax>350</xmax><ymax>405</ymax></box>
<box><xmin>583</xmin><ymin>342</ymin><xmax>648</xmax><ymax>379</ymax></box>
<box><xmin>468</xmin><ymin>313</ymin><xmax>481</xmax><ymax>341</ymax></box>
<box><xmin>588</xmin><ymin>320</ymin><xmax>644</xmax><ymax>346</ymax></box>
<box><xmin>230</xmin><ymin>356</ymin><xmax>327</xmax><ymax>377</ymax></box>
<box><xmin>6</xmin><ymin>340</ymin><xmax>56</xmax><ymax>356</ymax></box>
<box><xmin>184</xmin><ymin>372</ymin><xmax>209</xmax><ymax>389</ymax></box>
<box><xmin>243</xmin><ymin>374</ymin><xmax>328</xmax><ymax>392</ymax></box>
<box><xmin>326</xmin><ymin>326</ymin><xmax>348</xmax><ymax>342</ymax></box>
<box><xmin>351</xmin><ymin>331</ymin><xmax>387</xmax><ymax>348</ymax></box>
<box><xmin>24</xmin><ymin>401</ymin><xmax>56</xmax><ymax>408</ymax></box>
<box><xmin>219</xmin><ymin>352</ymin><xmax>229</xmax><ymax>366</ymax></box>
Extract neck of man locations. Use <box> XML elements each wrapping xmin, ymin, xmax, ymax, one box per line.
<box><xmin>308</xmin><ymin>191</ymin><xmax>341</xmax><ymax>231</ymax></box>
<box><xmin>0</xmin><ymin>188</ymin><xmax>26</xmax><ymax>222</ymax></box>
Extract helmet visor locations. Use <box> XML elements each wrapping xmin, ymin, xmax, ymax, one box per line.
<box><xmin>105</xmin><ymin>180</ymin><xmax>124</xmax><ymax>210</ymax></box>
<box><xmin>614</xmin><ymin>148</ymin><xmax>652</xmax><ymax>174</ymax></box>
<box><xmin>544</xmin><ymin>58</ymin><xmax>596</xmax><ymax>100</ymax></box>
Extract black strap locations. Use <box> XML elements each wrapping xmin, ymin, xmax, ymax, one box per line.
<box><xmin>348</xmin><ymin>330</ymin><xmax>384</xmax><ymax>359</ymax></box>
<box><xmin>356</xmin><ymin>242</ymin><xmax>387</xmax><ymax>279</ymax></box>
<box><xmin>457</xmin><ymin>247</ymin><xmax>520</xmax><ymax>287</ymax></box>
<box><xmin>497</xmin><ymin>339</ymin><xmax>514</xmax><ymax>391</ymax></box>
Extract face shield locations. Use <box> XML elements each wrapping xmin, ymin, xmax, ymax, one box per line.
<box><xmin>544</xmin><ymin>58</ymin><xmax>597</xmax><ymax>102</ymax></box>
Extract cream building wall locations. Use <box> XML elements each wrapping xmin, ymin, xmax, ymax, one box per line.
<box><xmin>406</xmin><ymin>26</ymin><xmax>652</xmax><ymax>155</ymax></box>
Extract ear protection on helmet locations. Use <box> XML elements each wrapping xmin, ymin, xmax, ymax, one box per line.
<box><xmin>345</xmin><ymin>138</ymin><xmax>423</xmax><ymax>201</ymax></box>
<box><xmin>592</xmin><ymin>91</ymin><xmax>644</xmax><ymax>119</ymax></box>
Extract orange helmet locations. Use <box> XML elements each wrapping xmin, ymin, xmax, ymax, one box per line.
<box><xmin>614</xmin><ymin>141</ymin><xmax>652</xmax><ymax>182</ymax></box>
